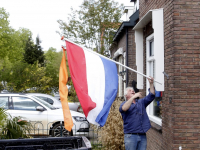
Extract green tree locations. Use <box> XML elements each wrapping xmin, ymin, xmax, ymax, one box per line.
<box><xmin>35</xmin><ymin>35</ymin><xmax>45</xmax><ymax>65</ymax></box>
<box><xmin>0</xmin><ymin>8</ymin><xmax>31</xmax><ymax>62</ymax></box>
<box><xmin>58</xmin><ymin>0</ymin><xmax>123</xmax><ymax>54</ymax></box>
<box><xmin>44</xmin><ymin>47</ymin><xmax>62</xmax><ymax>93</ymax></box>
<box><xmin>0</xmin><ymin>7</ymin><xmax>12</xmax><ymax>59</ymax></box>
<box><xmin>23</xmin><ymin>35</ymin><xmax>44</xmax><ymax>65</ymax></box>
<box><xmin>5</xmin><ymin>61</ymin><xmax>52</xmax><ymax>93</ymax></box>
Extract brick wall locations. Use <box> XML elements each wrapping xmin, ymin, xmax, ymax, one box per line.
<box><xmin>139</xmin><ymin>0</ymin><xmax>174</xmax><ymax>150</ymax></box>
<box><xmin>172</xmin><ymin>0</ymin><xmax>200</xmax><ymax>149</ymax></box>
<box><xmin>139</xmin><ymin>0</ymin><xmax>200</xmax><ymax>149</ymax></box>
<box><xmin>110</xmin><ymin>31</ymin><xmax>126</xmax><ymax>96</ymax></box>
<box><xmin>110</xmin><ymin>26</ymin><xmax>136</xmax><ymax>95</ymax></box>
<box><xmin>127</xmin><ymin>27</ymin><xmax>137</xmax><ymax>87</ymax></box>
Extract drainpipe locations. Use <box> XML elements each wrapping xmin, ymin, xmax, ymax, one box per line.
<box><xmin>126</xmin><ymin>28</ymin><xmax>128</xmax><ymax>87</ymax></box>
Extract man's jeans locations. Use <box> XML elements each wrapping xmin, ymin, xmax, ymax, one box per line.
<box><xmin>124</xmin><ymin>134</ymin><xmax>147</xmax><ymax>150</ymax></box>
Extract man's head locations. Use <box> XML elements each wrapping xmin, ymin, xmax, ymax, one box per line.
<box><xmin>124</xmin><ymin>87</ymin><xmax>135</xmax><ymax>100</ymax></box>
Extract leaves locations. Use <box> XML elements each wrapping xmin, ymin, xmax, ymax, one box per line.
<box><xmin>23</xmin><ymin>35</ymin><xmax>45</xmax><ymax>65</ymax></box>
<box><xmin>1</xmin><ymin>115</ymin><xmax>33</xmax><ymax>139</ymax></box>
<box><xmin>98</xmin><ymin>97</ymin><xmax>125</xmax><ymax>150</ymax></box>
<box><xmin>58</xmin><ymin>0</ymin><xmax>123</xmax><ymax>54</ymax></box>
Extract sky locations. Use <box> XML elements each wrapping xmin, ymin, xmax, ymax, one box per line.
<box><xmin>1</xmin><ymin>0</ymin><xmax>133</xmax><ymax>52</ymax></box>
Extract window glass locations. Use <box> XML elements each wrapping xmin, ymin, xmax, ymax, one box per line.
<box><xmin>149</xmin><ymin>39</ymin><xmax>154</xmax><ymax>56</ymax></box>
<box><xmin>36</xmin><ymin>96</ymin><xmax>54</xmax><ymax>105</ymax></box>
<box><xmin>147</xmin><ymin>35</ymin><xmax>162</xmax><ymax>120</ymax></box>
<box><xmin>12</xmin><ymin>97</ymin><xmax>41</xmax><ymax>111</ymax></box>
<box><xmin>32</xmin><ymin>96</ymin><xmax>56</xmax><ymax>110</ymax></box>
<box><xmin>154</xmin><ymin>96</ymin><xmax>162</xmax><ymax>118</ymax></box>
<box><xmin>37</xmin><ymin>96</ymin><xmax>48</xmax><ymax>102</ymax></box>
<box><xmin>0</xmin><ymin>97</ymin><xmax>9</xmax><ymax>109</ymax></box>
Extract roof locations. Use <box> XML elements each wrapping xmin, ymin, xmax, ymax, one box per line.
<box><xmin>113</xmin><ymin>9</ymin><xmax>139</xmax><ymax>42</ymax></box>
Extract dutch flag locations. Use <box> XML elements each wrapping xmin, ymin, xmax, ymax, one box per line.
<box><xmin>65</xmin><ymin>40</ymin><xmax>118</xmax><ymax>127</ymax></box>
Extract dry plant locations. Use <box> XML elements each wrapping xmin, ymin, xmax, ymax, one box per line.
<box><xmin>98</xmin><ymin>97</ymin><xmax>125</xmax><ymax>150</ymax></box>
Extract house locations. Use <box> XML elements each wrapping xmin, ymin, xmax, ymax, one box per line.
<box><xmin>110</xmin><ymin>0</ymin><xmax>200</xmax><ymax>149</ymax></box>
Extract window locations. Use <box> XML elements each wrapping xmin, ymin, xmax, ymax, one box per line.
<box><xmin>0</xmin><ymin>97</ymin><xmax>9</xmax><ymax>109</ymax></box>
<box><xmin>37</xmin><ymin>96</ymin><xmax>54</xmax><ymax>105</ymax></box>
<box><xmin>118</xmin><ymin>55</ymin><xmax>123</xmax><ymax>97</ymax></box>
<box><xmin>118</xmin><ymin>54</ymin><xmax>126</xmax><ymax>97</ymax></box>
<box><xmin>149</xmin><ymin>39</ymin><xmax>154</xmax><ymax>56</ymax></box>
<box><xmin>12</xmin><ymin>97</ymin><xmax>42</xmax><ymax>111</ymax></box>
<box><xmin>134</xmin><ymin>8</ymin><xmax>164</xmax><ymax>126</ymax></box>
<box><xmin>146</xmin><ymin>34</ymin><xmax>162</xmax><ymax>125</ymax></box>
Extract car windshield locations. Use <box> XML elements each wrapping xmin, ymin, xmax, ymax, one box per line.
<box><xmin>31</xmin><ymin>95</ymin><xmax>57</xmax><ymax>110</ymax></box>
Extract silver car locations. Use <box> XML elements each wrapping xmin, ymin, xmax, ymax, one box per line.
<box><xmin>0</xmin><ymin>93</ymin><xmax>89</xmax><ymax>137</ymax></box>
<box><xmin>27</xmin><ymin>93</ymin><xmax>80</xmax><ymax>112</ymax></box>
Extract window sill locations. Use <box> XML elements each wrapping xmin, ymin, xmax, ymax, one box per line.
<box><xmin>150</xmin><ymin>120</ymin><xmax>162</xmax><ymax>133</ymax></box>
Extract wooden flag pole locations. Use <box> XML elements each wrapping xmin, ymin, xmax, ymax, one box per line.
<box><xmin>61</xmin><ymin>37</ymin><xmax>162</xmax><ymax>85</ymax></box>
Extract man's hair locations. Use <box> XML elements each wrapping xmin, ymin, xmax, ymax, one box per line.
<box><xmin>124</xmin><ymin>87</ymin><xmax>134</xmax><ymax>96</ymax></box>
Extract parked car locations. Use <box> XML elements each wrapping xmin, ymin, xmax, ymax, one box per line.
<box><xmin>0</xmin><ymin>93</ymin><xmax>89</xmax><ymax>137</ymax></box>
<box><xmin>27</xmin><ymin>93</ymin><xmax>80</xmax><ymax>112</ymax></box>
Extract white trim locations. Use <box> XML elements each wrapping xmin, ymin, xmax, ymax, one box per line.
<box><xmin>146</xmin><ymin>33</ymin><xmax>162</xmax><ymax>126</ymax></box>
<box><xmin>133</xmin><ymin>8</ymin><xmax>164</xmax><ymax>91</ymax></box>
<box><xmin>152</xmin><ymin>9</ymin><xmax>164</xmax><ymax>91</ymax></box>
<box><xmin>123</xmin><ymin>55</ymin><xmax>126</xmax><ymax>90</ymax></box>
<box><xmin>136</xmin><ymin>0</ymin><xmax>139</xmax><ymax>10</ymax></box>
<box><xmin>118</xmin><ymin>55</ymin><xmax>123</xmax><ymax>97</ymax></box>
<box><xmin>149</xmin><ymin>115</ymin><xmax>162</xmax><ymax>126</ymax></box>
<box><xmin>133</xmin><ymin>8</ymin><xmax>163</xmax><ymax>30</ymax></box>
<box><xmin>135</xmin><ymin>29</ymin><xmax>143</xmax><ymax>89</ymax></box>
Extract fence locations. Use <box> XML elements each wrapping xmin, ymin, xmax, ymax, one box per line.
<box><xmin>28</xmin><ymin>121</ymin><xmax>102</xmax><ymax>148</ymax></box>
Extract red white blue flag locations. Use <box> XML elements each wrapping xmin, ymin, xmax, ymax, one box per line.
<box><xmin>65</xmin><ymin>41</ymin><xmax>118</xmax><ymax>127</ymax></box>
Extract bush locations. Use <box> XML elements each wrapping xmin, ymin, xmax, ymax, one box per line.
<box><xmin>98</xmin><ymin>97</ymin><xmax>125</xmax><ymax>150</ymax></box>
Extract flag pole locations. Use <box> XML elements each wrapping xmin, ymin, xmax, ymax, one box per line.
<box><xmin>61</xmin><ymin>37</ymin><xmax>162</xmax><ymax>85</ymax></box>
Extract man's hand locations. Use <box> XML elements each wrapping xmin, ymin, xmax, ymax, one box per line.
<box><xmin>148</xmin><ymin>76</ymin><xmax>155</xmax><ymax>95</ymax></box>
<box><xmin>132</xmin><ymin>92</ymin><xmax>142</xmax><ymax>99</ymax></box>
<box><xmin>147</xmin><ymin>76</ymin><xmax>154</xmax><ymax>84</ymax></box>
<box><xmin>122</xmin><ymin>92</ymin><xmax>143</xmax><ymax>111</ymax></box>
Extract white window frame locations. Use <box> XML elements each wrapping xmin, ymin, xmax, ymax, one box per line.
<box><xmin>133</xmin><ymin>8</ymin><xmax>164</xmax><ymax>126</ymax></box>
<box><xmin>123</xmin><ymin>53</ymin><xmax>126</xmax><ymax>92</ymax></box>
<box><xmin>118</xmin><ymin>55</ymin><xmax>123</xmax><ymax>97</ymax></box>
<box><xmin>146</xmin><ymin>33</ymin><xmax>162</xmax><ymax>126</ymax></box>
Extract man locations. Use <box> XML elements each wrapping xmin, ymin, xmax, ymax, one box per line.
<box><xmin>119</xmin><ymin>77</ymin><xmax>155</xmax><ymax>150</ymax></box>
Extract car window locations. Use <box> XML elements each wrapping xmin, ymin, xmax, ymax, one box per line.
<box><xmin>31</xmin><ymin>96</ymin><xmax>56</xmax><ymax>110</ymax></box>
<box><xmin>0</xmin><ymin>96</ymin><xmax>9</xmax><ymax>109</ymax></box>
<box><xmin>36</xmin><ymin>96</ymin><xmax>54</xmax><ymax>105</ymax></box>
<box><xmin>12</xmin><ymin>96</ymin><xmax>42</xmax><ymax>111</ymax></box>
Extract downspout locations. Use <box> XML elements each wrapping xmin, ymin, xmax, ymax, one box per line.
<box><xmin>126</xmin><ymin>28</ymin><xmax>128</xmax><ymax>87</ymax></box>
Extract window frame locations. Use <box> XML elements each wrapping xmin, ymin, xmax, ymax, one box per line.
<box><xmin>146</xmin><ymin>33</ymin><xmax>162</xmax><ymax>126</ymax></box>
<box><xmin>11</xmin><ymin>96</ymin><xmax>43</xmax><ymax>111</ymax></box>
<box><xmin>118</xmin><ymin>55</ymin><xmax>123</xmax><ymax>97</ymax></box>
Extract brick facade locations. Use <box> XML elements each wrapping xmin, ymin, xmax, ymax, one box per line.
<box><xmin>111</xmin><ymin>0</ymin><xmax>200</xmax><ymax>149</ymax></box>
<box><xmin>110</xmin><ymin>26</ymin><xmax>137</xmax><ymax>95</ymax></box>
<box><xmin>139</xmin><ymin>0</ymin><xmax>200</xmax><ymax>149</ymax></box>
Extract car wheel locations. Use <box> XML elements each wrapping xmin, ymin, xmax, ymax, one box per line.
<box><xmin>51</xmin><ymin>123</ymin><xmax>73</xmax><ymax>137</ymax></box>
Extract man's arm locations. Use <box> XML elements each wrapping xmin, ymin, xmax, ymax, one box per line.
<box><xmin>122</xmin><ymin>92</ymin><xmax>142</xmax><ymax>111</ymax></box>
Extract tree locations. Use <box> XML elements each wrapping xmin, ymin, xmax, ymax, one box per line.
<box><xmin>0</xmin><ymin>7</ymin><xmax>12</xmax><ymax>59</ymax></box>
<box><xmin>23</xmin><ymin>35</ymin><xmax>45</xmax><ymax>65</ymax></box>
<box><xmin>35</xmin><ymin>35</ymin><xmax>45</xmax><ymax>65</ymax></box>
<box><xmin>0</xmin><ymin>8</ymin><xmax>32</xmax><ymax>62</ymax></box>
<box><xmin>58</xmin><ymin>0</ymin><xmax>123</xmax><ymax>54</ymax></box>
<box><xmin>44</xmin><ymin>47</ymin><xmax>62</xmax><ymax>93</ymax></box>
